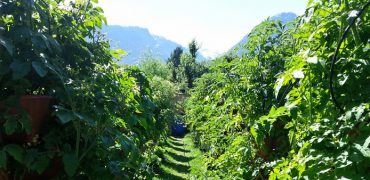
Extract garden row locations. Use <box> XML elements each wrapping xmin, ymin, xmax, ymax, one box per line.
<box><xmin>0</xmin><ymin>0</ymin><xmax>172</xmax><ymax>179</ymax></box>
<box><xmin>185</xmin><ymin>0</ymin><xmax>370</xmax><ymax>179</ymax></box>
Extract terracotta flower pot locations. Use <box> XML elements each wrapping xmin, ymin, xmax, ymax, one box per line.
<box><xmin>20</xmin><ymin>95</ymin><xmax>56</xmax><ymax>143</ymax></box>
<box><xmin>1</xmin><ymin>95</ymin><xmax>56</xmax><ymax>144</ymax></box>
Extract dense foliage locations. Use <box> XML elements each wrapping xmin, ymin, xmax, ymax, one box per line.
<box><xmin>0</xmin><ymin>0</ymin><xmax>170</xmax><ymax>178</ymax></box>
<box><xmin>167</xmin><ymin>41</ymin><xmax>209</xmax><ymax>89</ymax></box>
<box><xmin>139</xmin><ymin>58</ymin><xmax>178</xmax><ymax>138</ymax></box>
<box><xmin>2</xmin><ymin>0</ymin><xmax>370</xmax><ymax>179</ymax></box>
<box><xmin>167</xmin><ymin>46</ymin><xmax>183</xmax><ymax>82</ymax></box>
<box><xmin>185</xmin><ymin>0</ymin><xmax>370</xmax><ymax>179</ymax></box>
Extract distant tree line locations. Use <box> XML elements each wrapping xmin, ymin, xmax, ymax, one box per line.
<box><xmin>167</xmin><ymin>39</ymin><xmax>208</xmax><ymax>89</ymax></box>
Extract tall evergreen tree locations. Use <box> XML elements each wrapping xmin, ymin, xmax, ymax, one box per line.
<box><xmin>168</xmin><ymin>47</ymin><xmax>183</xmax><ymax>68</ymax></box>
<box><xmin>168</xmin><ymin>47</ymin><xmax>183</xmax><ymax>81</ymax></box>
<box><xmin>188</xmin><ymin>39</ymin><xmax>200</xmax><ymax>60</ymax></box>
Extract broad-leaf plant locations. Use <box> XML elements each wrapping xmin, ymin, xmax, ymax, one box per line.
<box><xmin>0</xmin><ymin>0</ymin><xmax>171</xmax><ymax>178</ymax></box>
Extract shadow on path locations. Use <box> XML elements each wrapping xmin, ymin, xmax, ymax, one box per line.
<box><xmin>162</xmin><ymin>158</ymin><xmax>190</xmax><ymax>174</ymax></box>
<box><xmin>159</xmin><ymin>170</ymin><xmax>187</xmax><ymax>180</ymax></box>
<box><xmin>167</xmin><ymin>138</ymin><xmax>184</xmax><ymax>146</ymax></box>
<box><xmin>157</xmin><ymin>136</ymin><xmax>193</xmax><ymax>179</ymax></box>
<box><xmin>166</xmin><ymin>151</ymin><xmax>193</xmax><ymax>163</ymax></box>
<box><xmin>165</xmin><ymin>141</ymin><xmax>191</xmax><ymax>153</ymax></box>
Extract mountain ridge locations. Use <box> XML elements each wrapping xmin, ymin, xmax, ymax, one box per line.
<box><xmin>101</xmin><ymin>12</ymin><xmax>297</xmax><ymax>64</ymax></box>
<box><xmin>230</xmin><ymin>12</ymin><xmax>297</xmax><ymax>53</ymax></box>
<box><xmin>102</xmin><ymin>25</ymin><xmax>184</xmax><ymax>64</ymax></box>
<box><xmin>102</xmin><ymin>25</ymin><xmax>206</xmax><ymax>64</ymax></box>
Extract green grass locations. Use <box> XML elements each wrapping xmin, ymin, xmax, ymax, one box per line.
<box><xmin>183</xmin><ymin>135</ymin><xmax>207</xmax><ymax>179</ymax></box>
<box><xmin>154</xmin><ymin>134</ymin><xmax>206</xmax><ymax>180</ymax></box>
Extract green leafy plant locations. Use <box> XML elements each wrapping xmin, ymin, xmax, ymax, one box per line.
<box><xmin>0</xmin><ymin>0</ymin><xmax>171</xmax><ymax>179</ymax></box>
<box><xmin>184</xmin><ymin>0</ymin><xmax>370</xmax><ymax>179</ymax></box>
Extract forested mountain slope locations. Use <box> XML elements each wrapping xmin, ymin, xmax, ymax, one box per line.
<box><xmin>231</xmin><ymin>12</ymin><xmax>297</xmax><ymax>53</ymax></box>
<box><xmin>102</xmin><ymin>26</ymin><xmax>206</xmax><ymax>64</ymax></box>
<box><xmin>102</xmin><ymin>26</ymin><xmax>182</xmax><ymax>64</ymax></box>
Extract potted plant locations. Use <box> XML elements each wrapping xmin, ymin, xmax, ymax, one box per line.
<box><xmin>0</xmin><ymin>69</ymin><xmax>59</xmax><ymax>144</ymax></box>
<box><xmin>21</xmin><ymin>95</ymin><xmax>56</xmax><ymax>142</ymax></box>
<box><xmin>1</xmin><ymin>98</ymin><xmax>56</xmax><ymax>143</ymax></box>
<box><xmin>0</xmin><ymin>21</ymin><xmax>62</xmax><ymax>144</ymax></box>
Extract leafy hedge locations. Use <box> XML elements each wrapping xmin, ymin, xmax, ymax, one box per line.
<box><xmin>185</xmin><ymin>0</ymin><xmax>370</xmax><ymax>179</ymax></box>
<box><xmin>0</xmin><ymin>0</ymin><xmax>170</xmax><ymax>178</ymax></box>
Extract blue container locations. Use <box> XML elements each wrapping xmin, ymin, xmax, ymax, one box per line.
<box><xmin>171</xmin><ymin>123</ymin><xmax>186</xmax><ymax>137</ymax></box>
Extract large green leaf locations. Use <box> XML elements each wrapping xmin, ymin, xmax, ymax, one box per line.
<box><xmin>4</xmin><ymin>116</ymin><xmax>19</xmax><ymax>135</ymax></box>
<box><xmin>10</xmin><ymin>60</ymin><xmax>31</xmax><ymax>80</ymax></box>
<box><xmin>0</xmin><ymin>64</ymin><xmax>10</xmax><ymax>75</ymax></box>
<box><xmin>363</xmin><ymin>136</ymin><xmax>370</xmax><ymax>148</ymax></box>
<box><xmin>4</xmin><ymin>144</ymin><xmax>24</xmax><ymax>163</ymax></box>
<box><xmin>31</xmin><ymin>156</ymin><xmax>50</xmax><ymax>174</ymax></box>
<box><xmin>354</xmin><ymin>136</ymin><xmax>370</xmax><ymax>158</ymax></box>
<box><xmin>73</xmin><ymin>112</ymin><xmax>96</xmax><ymax>126</ymax></box>
<box><xmin>31</xmin><ymin>35</ymin><xmax>47</xmax><ymax>51</ymax></box>
<box><xmin>35</xmin><ymin>3</ymin><xmax>47</xmax><ymax>19</ymax></box>
<box><xmin>0</xmin><ymin>35</ymin><xmax>14</xmax><ymax>55</ymax></box>
<box><xmin>18</xmin><ymin>115</ymin><xmax>32</xmax><ymax>134</ymax></box>
<box><xmin>13</xmin><ymin>26</ymin><xmax>32</xmax><ymax>43</ymax></box>
<box><xmin>138</xmin><ymin>117</ymin><xmax>148</xmax><ymax>130</ymax></box>
<box><xmin>110</xmin><ymin>48</ymin><xmax>127</xmax><ymax>59</ymax></box>
<box><xmin>54</xmin><ymin>107</ymin><xmax>75</xmax><ymax>124</ymax></box>
<box><xmin>63</xmin><ymin>153</ymin><xmax>78</xmax><ymax>176</ymax></box>
<box><xmin>32</xmin><ymin>61</ymin><xmax>48</xmax><ymax>77</ymax></box>
<box><xmin>45</xmin><ymin>35</ymin><xmax>62</xmax><ymax>54</ymax></box>
<box><xmin>0</xmin><ymin>150</ymin><xmax>6</xmax><ymax>168</ymax></box>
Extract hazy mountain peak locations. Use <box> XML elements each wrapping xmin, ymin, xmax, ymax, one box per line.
<box><xmin>101</xmin><ymin>25</ymin><xmax>180</xmax><ymax>64</ymax></box>
<box><xmin>231</xmin><ymin>12</ymin><xmax>297</xmax><ymax>53</ymax></box>
<box><xmin>101</xmin><ymin>25</ymin><xmax>205</xmax><ymax>64</ymax></box>
<box><xmin>101</xmin><ymin>12</ymin><xmax>296</xmax><ymax>63</ymax></box>
<box><xmin>270</xmin><ymin>12</ymin><xmax>297</xmax><ymax>23</ymax></box>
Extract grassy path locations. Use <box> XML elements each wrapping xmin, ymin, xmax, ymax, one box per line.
<box><xmin>154</xmin><ymin>134</ymin><xmax>206</xmax><ymax>179</ymax></box>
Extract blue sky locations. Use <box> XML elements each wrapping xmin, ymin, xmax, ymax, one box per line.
<box><xmin>99</xmin><ymin>0</ymin><xmax>307</xmax><ymax>58</ymax></box>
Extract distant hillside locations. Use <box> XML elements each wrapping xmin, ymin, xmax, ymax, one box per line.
<box><xmin>231</xmin><ymin>12</ymin><xmax>297</xmax><ymax>53</ymax></box>
<box><xmin>101</xmin><ymin>26</ymin><xmax>182</xmax><ymax>64</ymax></box>
<box><xmin>101</xmin><ymin>26</ymin><xmax>205</xmax><ymax>64</ymax></box>
<box><xmin>270</xmin><ymin>12</ymin><xmax>297</xmax><ymax>23</ymax></box>
<box><xmin>102</xmin><ymin>13</ymin><xmax>296</xmax><ymax>63</ymax></box>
